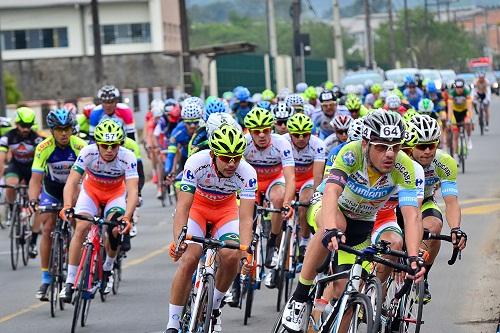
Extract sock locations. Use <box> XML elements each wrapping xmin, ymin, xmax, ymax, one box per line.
<box><xmin>292</xmin><ymin>276</ymin><xmax>314</xmax><ymax>302</ymax></box>
<box><xmin>41</xmin><ymin>268</ymin><xmax>52</xmax><ymax>284</ymax></box>
<box><xmin>268</xmin><ymin>233</ymin><xmax>277</xmax><ymax>247</ymax></box>
<box><xmin>103</xmin><ymin>255</ymin><xmax>115</xmax><ymax>271</ymax></box>
<box><xmin>30</xmin><ymin>232</ymin><xmax>39</xmax><ymax>245</ymax></box>
<box><xmin>66</xmin><ymin>264</ymin><xmax>78</xmax><ymax>284</ymax></box>
<box><xmin>167</xmin><ymin>304</ymin><xmax>184</xmax><ymax>329</ymax></box>
<box><xmin>212</xmin><ymin>288</ymin><xmax>226</xmax><ymax>310</ymax></box>
<box><xmin>424</xmin><ymin>263</ymin><xmax>433</xmax><ymax>280</ymax></box>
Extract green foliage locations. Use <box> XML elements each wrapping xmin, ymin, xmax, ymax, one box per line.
<box><xmin>374</xmin><ymin>8</ymin><xmax>484</xmax><ymax>71</ymax></box>
<box><xmin>3</xmin><ymin>72</ymin><xmax>22</xmax><ymax>104</ymax></box>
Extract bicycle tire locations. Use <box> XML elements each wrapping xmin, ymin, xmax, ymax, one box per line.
<box><xmin>82</xmin><ymin>247</ymin><xmax>98</xmax><ymax>327</ymax></box>
<box><xmin>479</xmin><ymin>105</ymin><xmax>484</xmax><ymax>136</ymax></box>
<box><xmin>100</xmin><ymin>246</ymin><xmax>107</xmax><ymax>302</ymax></box>
<box><xmin>49</xmin><ymin>235</ymin><xmax>60</xmax><ymax>317</ymax></box>
<box><xmin>9</xmin><ymin>208</ymin><xmax>20</xmax><ymax>270</ymax></box>
<box><xmin>112</xmin><ymin>253</ymin><xmax>122</xmax><ymax>295</ymax></box>
<box><xmin>21</xmin><ymin>215</ymin><xmax>31</xmax><ymax>266</ymax></box>
<box><xmin>324</xmin><ymin>292</ymin><xmax>374</xmax><ymax>333</ymax></box>
<box><xmin>71</xmin><ymin>245</ymin><xmax>92</xmax><ymax>333</ymax></box>
<box><xmin>364</xmin><ymin>276</ymin><xmax>383</xmax><ymax>332</ymax></box>
<box><xmin>243</xmin><ymin>279</ymin><xmax>254</xmax><ymax>325</ymax></box>
<box><xmin>276</xmin><ymin>226</ymin><xmax>291</xmax><ymax>312</ymax></box>
<box><xmin>447</xmin><ymin>128</ymin><xmax>454</xmax><ymax>157</ymax></box>
<box><xmin>190</xmin><ymin>274</ymin><xmax>214</xmax><ymax>333</ymax></box>
<box><xmin>398</xmin><ymin>281</ymin><xmax>424</xmax><ymax>333</ymax></box>
<box><xmin>459</xmin><ymin>134</ymin><xmax>466</xmax><ymax>174</ymax></box>
<box><xmin>71</xmin><ymin>289</ymin><xmax>83</xmax><ymax>333</ymax></box>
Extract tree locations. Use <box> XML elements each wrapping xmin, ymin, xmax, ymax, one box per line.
<box><xmin>374</xmin><ymin>8</ymin><xmax>484</xmax><ymax>70</ymax></box>
<box><xmin>4</xmin><ymin>72</ymin><xmax>22</xmax><ymax>105</ymax></box>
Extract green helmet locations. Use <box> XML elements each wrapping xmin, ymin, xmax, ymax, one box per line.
<box><xmin>244</xmin><ymin>107</ymin><xmax>275</xmax><ymax>129</ymax></box>
<box><xmin>403</xmin><ymin>108</ymin><xmax>418</xmax><ymax>123</ymax></box>
<box><xmin>94</xmin><ymin>119</ymin><xmax>125</xmax><ymax>144</ymax></box>
<box><xmin>304</xmin><ymin>86</ymin><xmax>318</xmax><ymax>100</ymax></box>
<box><xmin>418</xmin><ymin>98</ymin><xmax>434</xmax><ymax>113</ymax></box>
<box><xmin>209</xmin><ymin>124</ymin><xmax>247</xmax><ymax>156</ymax></box>
<box><xmin>402</xmin><ymin>122</ymin><xmax>419</xmax><ymax>148</ymax></box>
<box><xmin>15</xmin><ymin>107</ymin><xmax>36</xmax><ymax>125</ymax></box>
<box><xmin>287</xmin><ymin>113</ymin><xmax>313</xmax><ymax>134</ymax></box>
<box><xmin>345</xmin><ymin>95</ymin><xmax>362</xmax><ymax>110</ymax></box>
<box><xmin>371</xmin><ymin>83</ymin><xmax>382</xmax><ymax>94</ymax></box>
<box><xmin>205</xmin><ymin>95</ymin><xmax>218</xmax><ymax>104</ymax></box>
<box><xmin>324</xmin><ymin>81</ymin><xmax>334</xmax><ymax>90</ymax></box>
<box><xmin>261</xmin><ymin>89</ymin><xmax>275</xmax><ymax>102</ymax></box>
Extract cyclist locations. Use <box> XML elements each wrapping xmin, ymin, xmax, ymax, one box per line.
<box><xmin>231</xmin><ymin>86</ymin><xmax>254</xmax><ymax>128</ymax></box>
<box><xmin>27</xmin><ymin>108</ymin><xmax>87</xmax><ymax>301</ymax></box>
<box><xmin>364</xmin><ymin>83</ymin><xmax>382</xmax><ymax>108</ymax></box>
<box><xmin>0</xmin><ymin>107</ymin><xmax>44</xmax><ymax>257</ymax></box>
<box><xmin>296</xmin><ymin>82</ymin><xmax>308</xmax><ymax>94</ymax></box>
<box><xmin>385</xmin><ymin>93</ymin><xmax>407</xmax><ymax>115</ymax></box>
<box><xmin>59</xmin><ymin>119</ymin><xmax>138</xmax><ymax>302</ymax></box>
<box><xmin>332</xmin><ymin>85</ymin><xmax>344</xmax><ymax>101</ymax></box>
<box><xmin>404</xmin><ymin>76</ymin><xmax>424</xmax><ymax>110</ymax></box>
<box><xmin>89</xmin><ymin>85</ymin><xmax>136</xmax><ymax>140</ymax></box>
<box><xmin>447</xmin><ymin>78</ymin><xmax>474</xmax><ymax>154</ymax></box>
<box><xmin>243</xmin><ymin>107</ymin><xmax>295</xmax><ymax>269</ymax></box>
<box><xmin>285</xmin><ymin>93</ymin><xmax>305</xmax><ymax>113</ymax></box>
<box><xmin>314</xmin><ymin>90</ymin><xmax>337</xmax><ymax>140</ymax></box>
<box><xmin>262</xmin><ymin>89</ymin><xmax>275</xmax><ymax>103</ymax></box>
<box><xmin>281</xmin><ymin>110</ymin><xmax>424</xmax><ymax>332</ymax></box>
<box><xmin>270</xmin><ymin>113</ymin><xmax>325</xmax><ymax>282</ymax></box>
<box><xmin>0</xmin><ymin>116</ymin><xmax>13</xmax><ymax>136</ymax></box>
<box><xmin>345</xmin><ymin>94</ymin><xmax>368</xmax><ymax>119</ymax></box>
<box><xmin>323</xmin><ymin>114</ymin><xmax>352</xmax><ymax>152</ymax></box>
<box><xmin>271</xmin><ymin>101</ymin><xmax>295</xmax><ymax>135</ymax></box>
<box><xmin>409</xmin><ymin>114</ymin><xmax>467</xmax><ymax>303</ymax></box>
<box><xmin>304</xmin><ymin>86</ymin><xmax>320</xmax><ymax>111</ymax></box>
<box><xmin>472</xmin><ymin>72</ymin><xmax>491</xmax><ymax>131</ymax></box>
<box><xmin>165</xmin><ymin>125</ymin><xmax>255</xmax><ymax>333</ymax></box>
<box><xmin>76</xmin><ymin>103</ymin><xmax>95</xmax><ymax>139</ymax></box>
<box><xmin>418</xmin><ymin>98</ymin><xmax>437</xmax><ymax>118</ymax></box>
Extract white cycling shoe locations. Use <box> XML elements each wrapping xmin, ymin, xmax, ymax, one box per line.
<box><xmin>281</xmin><ymin>298</ymin><xmax>307</xmax><ymax>333</ymax></box>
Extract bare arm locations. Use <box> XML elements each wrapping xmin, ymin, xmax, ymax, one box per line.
<box><xmin>63</xmin><ymin>170</ymin><xmax>83</xmax><ymax>208</ymax></box>
<box><xmin>312</xmin><ymin>161</ymin><xmax>325</xmax><ymax>189</ymax></box>
<box><xmin>124</xmin><ymin>178</ymin><xmax>139</xmax><ymax>221</ymax></box>
<box><xmin>0</xmin><ymin>151</ymin><xmax>6</xmax><ymax>177</ymax></box>
<box><xmin>28</xmin><ymin>172</ymin><xmax>44</xmax><ymax>202</ymax></box>
<box><xmin>282</xmin><ymin>165</ymin><xmax>296</xmax><ymax>205</ymax></box>
<box><xmin>401</xmin><ymin>205</ymin><xmax>421</xmax><ymax>257</ymax></box>
<box><xmin>238</xmin><ymin>198</ymin><xmax>254</xmax><ymax>247</ymax></box>
<box><xmin>443</xmin><ymin>195</ymin><xmax>461</xmax><ymax>230</ymax></box>
<box><xmin>320</xmin><ymin>182</ymin><xmax>343</xmax><ymax>230</ymax></box>
<box><xmin>172</xmin><ymin>190</ymin><xmax>194</xmax><ymax>240</ymax></box>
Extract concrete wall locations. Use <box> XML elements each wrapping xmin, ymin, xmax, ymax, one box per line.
<box><xmin>4</xmin><ymin>52</ymin><xmax>181</xmax><ymax>100</ymax></box>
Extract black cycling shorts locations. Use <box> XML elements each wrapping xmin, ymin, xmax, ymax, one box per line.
<box><xmin>5</xmin><ymin>162</ymin><xmax>31</xmax><ymax>183</ymax></box>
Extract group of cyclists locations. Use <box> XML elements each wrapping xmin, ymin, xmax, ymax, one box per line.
<box><xmin>0</xmin><ymin>69</ymin><xmax>484</xmax><ymax>332</ymax></box>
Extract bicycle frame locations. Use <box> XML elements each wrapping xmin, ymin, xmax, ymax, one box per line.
<box><xmin>73</xmin><ymin>224</ymin><xmax>104</xmax><ymax>296</ymax></box>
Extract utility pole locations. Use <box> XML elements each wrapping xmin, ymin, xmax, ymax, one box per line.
<box><xmin>333</xmin><ymin>0</ymin><xmax>345</xmax><ymax>79</ymax></box>
<box><xmin>291</xmin><ymin>0</ymin><xmax>301</xmax><ymax>87</ymax></box>
<box><xmin>0</xmin><ymin>17</ymin><xmax>6</xmax><ymax>116</ymax></box>
<box><xmin>403</xmin><ymin>0</ymin><xmax>412</xmax><ymax>67</ymax></box>
<box><xmin>387</xmin><ymin>0</ymin><xmax>396</xmax><ymax>68</ymax></box>
<box><xmin>91</xmin><ymin>0</ymin><xmax>103</xmax><ymax>86</ymax></box>
<box><xmin>424</xmin><ymin>0</ymin><xmax>430</xmax><ymax>66</ymax></box>
<box><xmin>266</xmin><ymin>0</ymin><xmax>278</xmax><ymax>89</ymax></box>
<box><xmin>364</xmin><ymin>0</ymin><xmax>373</xmax><ymax>69</ymax></box>
<box><xmin>179</xmin><ymin>0</ymin><xmax>193</xmax><ymax>94</ymax></box>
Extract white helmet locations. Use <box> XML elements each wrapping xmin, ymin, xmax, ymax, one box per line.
<box><xmin>383</xmin><ymin>80</ymin><xmax>395</xmax><ymax>91</ymax></box>
<box><xmin>330</xmin><ymin>114</ymin><xmax>353</xmax><ymax>131</ymax></box>
<box><xmin>386</xmin><ymin>94</ymin><xmax>401</xmax><ymax>109</ymax></box>
<box><xmin>355</xmin><ymin>84</ymin><xmax>365</xmax><ymax>96</ymax></box>
<box><xmin>296</xmin><ymin>82</ymin><xmax>308</xmax><ymax>93</ymax></box>
<box><xmin>271</xmin><ymin>102</ymin><xmax>295</xmax><ymax>120</ymax></box>
<box><xmin>150</xmin><ymin>99</ymin><xmax>165</xmax><ymax>117</ymax></box>
<box><xmin>345</xmin><ymin>85</ymin><xmax>356</xmax><ymax>95</ymax></box>
<box><xmin>347</xmin><ymin>117</ymin><xmax>364</xmax><ymax>141</ymax></box>
<box><xmin>206</xmin><ymin>113</ymin><xmax>240</xmax><ymax>137</ymax></box>
<box><xmin>181</xmin><ymin>102</ymin><xmax>203</xmax><ymax>120</ymax></box>
<box><xmin>409</xmin><ymin>114</ymin><xmax>441</xmax><ymax>142</ymax></box>
<box><xmin>285</xmin><ymin>94</ymin><xmax>305</xmax><ymax>107</ymax></box>
<box><xmin>252</xmin><ymin>93</ymin><xmax>262</xmax><ymax>103</ymax></box>
<box><xmin>183</xmin><ymin>96</ymin><xmax>204</xmax><ymax>109</ymax></box>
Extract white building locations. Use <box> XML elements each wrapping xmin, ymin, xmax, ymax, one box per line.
<box><xmin>0</xmin><ymin>0</ymin><xmax>182</xmax><ymax>60</ymax></box>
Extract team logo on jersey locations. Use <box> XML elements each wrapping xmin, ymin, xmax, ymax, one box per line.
<box><xmin>416</xmin><ymin>178</ymin><xmax>424</xmax><ymax>187</ymax></box>
<box><xmin>284</xmin><ymin>150</ymin><xmax>291</xmax><ymax>157</ymax></box>
<box><xmin>248</xmin><ymin>178</ymin><xmax>257</xmax><ymax>188</ymax></box>
<box><xmin>184</xmin><ymin>169</ymin><xmax>195</xmax><ymax>180</ymax></box>
<box><xmin>317</xmin><ymin>147</ymin><xmax>324</xmax><ymax>153</ymax></box>
<box><xmin>342</xmin><ymin>151</ymin><xmax>355</xmax><ymax>166</ymax></box>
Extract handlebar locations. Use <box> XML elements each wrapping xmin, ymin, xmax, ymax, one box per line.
<box><xmin>0</xmin><ymin>184</ymin><xmax>28</xmax><ymax>189</ymax></box>
<box><xmin>290</xmin><ymin>200</ymin><xmax>310</xmax><ymax>208</ymax></box>
<box><xmin>37</xmin><ymin>204</ymin><xmax>64</xmax><ymax>213</ymax></box>
<box><xmin>255</xmin><ymin>206</ymin><xmax>282</xmax><ymax>214</ymax></box>
<box><xmin>422</xmin><ymin>229</ymin><xmax>460</xmax><ymax>265</ymax></box>
<box><xmin>175</xmin><ymin>226</ymin><xmax>249</xmax><ymax>252</ymax></box>
<box><xmin>73</xmin><ymin>213</ymin><xmax>124</xmax><ymax>228</ymax></box>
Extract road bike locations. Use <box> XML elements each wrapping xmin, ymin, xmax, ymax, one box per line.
<box><xmin>70</xmin><ymin>213</ymin><xmax>124</xmax><ymax>333</ymax></box>
<box><xmin>474</xmin><ymin>95</ymin><xmax>487</xmax><ymax>136</ymax></box>
<box><xmin>457</xmin><ymin>122</ymin><xmax>468</xmax><ymax>173</ymax></box>
<box><xmin>39</xmin><ymin>204</ymin><xmax>71</xmax><ymax>317</ymax></box>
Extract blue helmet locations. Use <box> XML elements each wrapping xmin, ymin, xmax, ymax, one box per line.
<box><xmin>256</xmin><ymin>100</ymin><xmax>271</xmax><ymax>111</ymax></box>
<box><xmin>427</xmin><ymin>81</ymin><xmax>437</xmax><ymax>94</ymax></box>
<box><xmin>234</xmin><ymin>86</ymin><xmax>251</xmax><ymax>102</ymax></box>
<box><xmin>204</xmin><ymin>99</ymin><xmax>226</xmax><ymax>121</ymax></box>
<box><xmin>405</xmin><ymin>75</ymin><xmax>416</xmax><ymax>86</ymax></box>
<box><xmin>46</xmin><ymin>108</ymin><xmax>75</xmax><ymax>129</ymax></box>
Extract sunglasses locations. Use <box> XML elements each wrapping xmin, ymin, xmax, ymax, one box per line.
<box><xmin>184</xmin><ymin>120</ymin><xmax>200</xmax><ymax>127</ymax></box>
<box><xmin>98</xmin><ymin>143</ymin><xmax>120</xmax><ymax>150</ymax></box>
<box><xmin>18</xmin><ymin>122</ymin><xmax>33</xmax><ymax>129</ymax></box>
<box><xmin>370</xmin><ymin>141</ymin><xmax>402</xmax><ymax>153</ymax></box>
<box><xmin>54</xmin><ymin>126</ymin><xmax>73</xmax><ymax>133</ymax></box>
<box><xmin>250</xmin><ymin>127</ymin><xmax>272</xmax><ymax>135</ymax></box>
<box><xmin>350</xmin><ymin>109</ymin><xmax>360</xmax><ymax>113</ymax></box>
<box><xmin>217</xmin><ymin>154</ymin><xmax>243</xmax><ymax>163</ymax></box>
<box><xmin>336</xmin><ymin>130</ymin><xmax>348</xmax><ymax>136</ymax></box>
<box><xmin>415</xmin><ymin>141</ymin><xmax>439</xmax><ymax>151</ymax></box>
<box><xmin>291</xmin><ymin>132</ymin><xmax>311</xmax><ymax>139</ymax></box>
<box><xmin>276</xmin><ymin>120</ymin><xmax>288</xmax><ymax>126</ymax></box>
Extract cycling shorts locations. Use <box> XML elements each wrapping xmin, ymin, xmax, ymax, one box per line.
<box><xmin>258</xmin><ymin>173</ymin><xmax>285</xmax><ymax>200</ymax></box>
<box><xmin>187</xmin><ymin>191</ymin><xmax>240</xmax><ymax>243</ymax></box>
<box><xmin>39</xmin><ymin>182</ymin><xmax>64</xmax><ymax>206</ymax></box>
<box><xmin>74</xmin><ymin>184</ymin><xmax>126</xmax><ymax>217</ymax></box>
<box><xmin>295</xmin><ymin>178</ymin><xmax>314</xmax><ymax>194</ymax></box>
<box><xmin>5</xmin><ymin>162</ymin><xmax>31</xmax><ymax>183</ymax></box>
<box><xmin>452</xmin><ymin>110</ymin><xmax>470</xmax><ymax>126</ymax></box>
<box><xmin>421</xmin><ymin>196</ymin><xmax>443</xmax><ymax>224</ymax></box>
<box><xmin>371</xmin><ymin>220</ymin><xmax>403</xmax><ymax>245</ymax></box>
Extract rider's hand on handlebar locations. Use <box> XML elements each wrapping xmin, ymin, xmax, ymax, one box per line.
<box><xmin>28</xmin><ymin>200</ymin><xmax>38</xmax><ymax>216</ymax></box>
<box><xmin>59</xmin><ymin>206</ymin><xmax>74</xmax><ymax>221</ymax></box>
<box><xmin>450</xmin><ymin>227</ymin><xmax>467</xmax><ymax>251</ymax></box>
<box><xmin>168</xmin><ymin>241</ymin><xmax>187</xmax><ymax>262</ymax></box>
<box><xmin>321</xmin><ymin>228</ymin><xmax>345</xmax><ymax>251</ymax></box>
<box><xmin>406</xmin><ymin>256</ymin><xmax>426</xmax><ymax>283</ymax></box>
<box><xmin>241</xmin><ymin>255</ymin><xmax>253</xmax><ymax>275</ymax></box>
<box><xmin>119</xmin><ymin>216</ymin><xmax>132</xmax><ymax>234</ymax></box>
<box><xmin>164</xmin><ymin>174</ymin><xmax>175</xmax><ymax>186</ymax></box>
<box><xmin>282</xmin><ymin>203</ymin><xmax>293</xmax><ymax>220</ymax></box>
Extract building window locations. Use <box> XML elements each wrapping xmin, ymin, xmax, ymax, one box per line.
<box><xmin>100</xmin><ymin>23</ymin><xmax>151</xmax><ymax>44</ymax></box>
<box><xmin>1</xmin><ymin>27</ymin><xmax>68</xmax><ymax>50</ymax></box>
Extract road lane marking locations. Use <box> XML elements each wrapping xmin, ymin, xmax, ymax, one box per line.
<box><xmin>462</xmin><ymin>203</ymin><xmax>500</xmax><ymax>215</ymax></box>
<box><xmin>0</xmin><ymin>245</ymin><xmax>168</xmax><ymax>324</ymax></box>
<box><xmin>460</xmin><ymin>197</ymin><xmax>500</xmax><ymax>205</ymax></box>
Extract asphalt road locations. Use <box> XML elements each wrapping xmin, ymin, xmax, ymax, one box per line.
<box><xmin>1</xmin><ymin>98</ymin><xmax>500</xmax><ymax>333</ymax></box>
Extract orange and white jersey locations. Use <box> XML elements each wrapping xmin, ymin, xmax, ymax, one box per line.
<box><xmin>244</xmin><ymin>133</ymin><xmax>295</xmax><ymax>182</ymax></box>
<box><xmin>179</xmin><ymin>149</ymin><xmax>257</xmax><ymax>203</ymax></box>
<box><xmin>282</xmin><ymin>133</ymin><xmax>326</xmax><ymax>182</ymax></box>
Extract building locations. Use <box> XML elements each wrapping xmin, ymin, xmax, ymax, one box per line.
<box><xmin>456</xmin><ymin>6</ymin><xmax>500</xmax><ymax>57</ymax></box>
<box><xmin>0</xmin><ymin>0</ymin><xmax>183</xmax><ymax>102</ymax></box>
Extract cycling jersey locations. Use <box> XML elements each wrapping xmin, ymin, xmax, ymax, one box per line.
<box><xmin>364</xmin><ymin>93</ymin><xmax>380</xmax><ymax>107</ymax></box>
<box><xmin>232</xmin><ymin>102</ymin><xmax>254</xmax><ymax>127</ymax></box>
<box><xmin>422</xmin><ymin>149</ymin><xmax>458</xmax><ymax>199</ymax></box>
<box><xmin>244</xmin><ymin>133</ymin><xmax>294</xmax><ymax>193</ymax></box>
<box><xmin>164</xmin><ymin>122</ymin><xmax>195</xmax><ymax>174</ymax></box>
<box><xmin>313</xmin><ymin>113</ymin><xmax>334</xmax><ymax>140</ymax></box>
<box><xmin>324</xmin><ymin>141</ymin><xmax>348</xmax><ymax>176</ymax></box>
<box><xmin>0</xmin><ymin>128</ymin><xmax>44</xmax><ymax>164</ymax></box>
<box><xmin>326</xmin><ymin>140</ymin><xmax>418</xmax><ymax>221</ymax></box>
<box><xmin>153</xmin><ymin>114</ymin><xmax>177</xmax><ymax>143</ymax></box>
<box><xmin>123</xmin><ymin>137</ymin><xmax>141</xmax><ymax>161</ymax></box>
<box><xmin>448</xmin><ymin>88</ymin><xmax>471</xmax><ymax>112</ymax></box>
<box><xmin>32</xmin><ymin>135</ymin><xmax>87</xmax><ymax>184</ymax></box>
<box><xmin>76</xmin><ymin>114</ymin><xmax>90</xmax><ymax>135</ymax></box>
<box><xmin>403</xmin><ymin>87</ymin><xmax>424</xmax><ymax>109</ymax></box>
<box><xmin>188</xmin><ymin>126</ymin><xmax>208</xmax><ymax>157</ymax></box>
<box><xmin>89</xmin><ymin>103</ymin><xmax>136</xmax><ymax>139</ymax></box>
<box><xmin>282</xmin><ymin>133</ymin><xmax>326</xmax><ymax>190</ymax></box>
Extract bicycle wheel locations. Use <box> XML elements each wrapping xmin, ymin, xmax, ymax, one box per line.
<box><xmin>49</xmin><ymin>235</ymin><xmax>60</xmax><ymax>317</ymax></box>
<box><xmin>325</xmin><ymin>292</ymin><xmax>374</xmax><ymax>333</ymax></box>
<box><xmin>459</xmin><ymin>134</ymin><xmax>466</xmax><ymax>174</ymax></box>
<box><xmin>190</xmin><ymin>274</ymin><xmax>215</xmax><ymax>333</ymax></box>
<box><xmin>82</xmin><ymin>249</ymin><xmax>99</xmax><ymax>327</ymax></box>
<box><xmin>243</xmin><ymin>279</ymin><xmax>254</xmax><ymax>325</ymax></box>
<box><xmin>100</xmin><ymin>246</ymin><xmax>107</xmax><ymax>302</ymax></box>
<box><xmin>447</xmin><ymin>128</ymin><xmax>454</xmax><ymax>157</ymax></box>
<box><xmin>479</xmin><ymin>106</ymin><xmax>484</xmax><ymax>136</ymax></box>
<box><xmin>9</xmin><ymin>208</ymin><xmax>20</xmax><ymax>270</ymax></box>
<box><xmin>364</xmin><ymin>276</ymin><xmax>383</xmax><ymax>332</ymax></box>
<box><xmin>398</xmin><ymin>281</ymin><xmax>424</xmax><ymax>333</ymax></box>
<box><xmin>276</xmin><ymin>227</ymin><xmax>291</xmax><ymax>312</ymax></box>
<box><xmin>112</xmin><ymin>253</ymin><xmax>122</xmax><ymax>295</ymax></box>
<box><xmin>21</xmin><ymin>221</ymin><xmax>31</xmax><ymax>266</ymax></box>
<box><xmin>72</xmin><ymin>246</ymin><xmax>92</xmax><ymax>333</ymax></box>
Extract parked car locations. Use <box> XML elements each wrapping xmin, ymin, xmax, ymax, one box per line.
<box><xmin>341</xmin><ymin>71</ymin><xmax>384</xmax><ymax>88</ymax></box>
<box><xmin>420</xmin><ymin>69</ymin><xmax>443</xmax><ymax>90</ymax></box>
<box><xmin>385</xmin><ymin>68</ymin><xmax>418</xmax><ymax>87</ymax></box>
<box><xmin>439</xmin><ymin>69</ymin><xmax>457</xmax><ymax>85</ymax></box>
<box><xmin>487</xmin><ymin>71</ymin><xmax>499</xmax><ymax>95</ymax></box>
